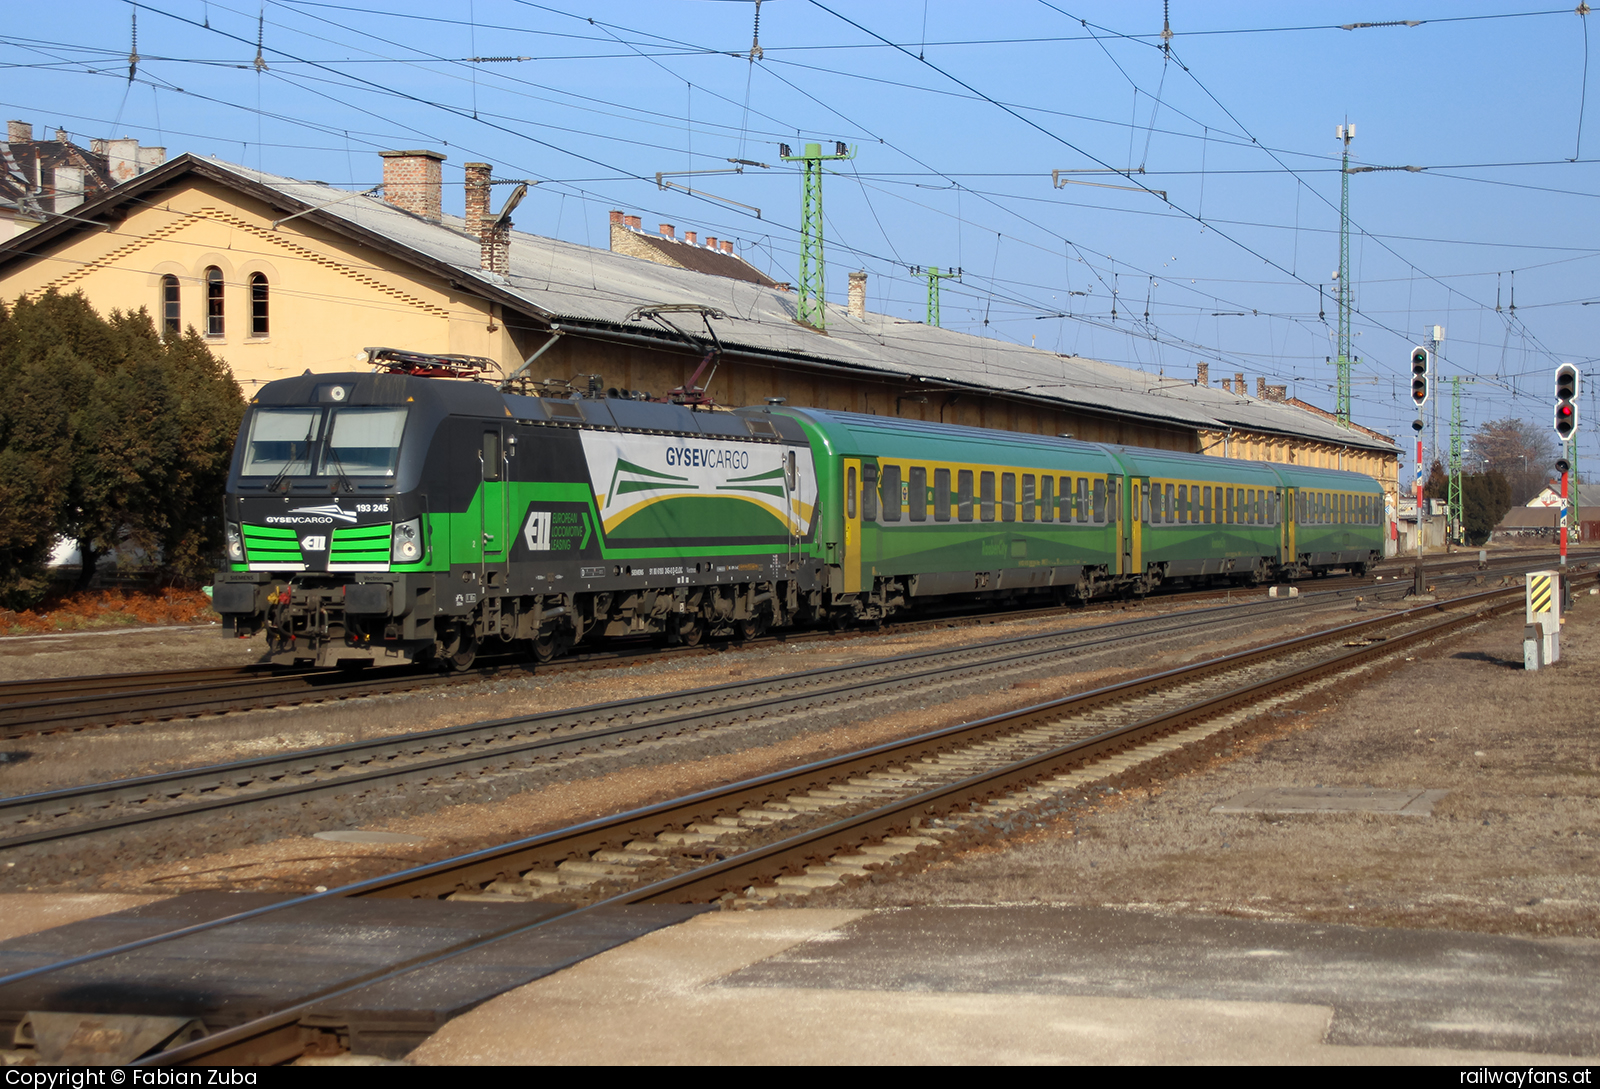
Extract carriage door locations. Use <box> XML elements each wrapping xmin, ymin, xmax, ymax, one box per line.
<box><xmin>841</xmin><ymin>458</ymin><xmax>863</xmax><ymax>593</ymax></box>
<box><xmin>1282</xmin><ymin>487</ymin><xmax>1297</xmax><ymax>566</ymax></box>
<box><xmin>1129</xmin><ymin>476</ymin><xmax>1148</xmax><ymax>576</ymax></box>
<box><xmin>479</xmin><ymin>428</ymin><xmax>508</xmax><ymax>582</ymax></box>
<box><xmin>1111</xmin><ymin>475</ymin><xmax>1127</xmax><ymax>577</ymax></box>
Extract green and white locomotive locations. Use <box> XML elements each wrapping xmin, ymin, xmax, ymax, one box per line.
<box><xmin>213</xmin><ymin>361</ymin><xmax>1385</xmax><ymax>668</ymax></box>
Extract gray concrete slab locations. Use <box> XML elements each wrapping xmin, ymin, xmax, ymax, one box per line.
<box><xmin>725</xmin><ymin>905</ymin><xmax>1600</xmax><ymax>1056</ymax></box>
<box><xmin>412</xmin><ymin>908</ymin><xmax>1600</xmax><ymax>1065</ymax></box>
<box><xmin>1211</xmin><ymin>786</ymin><xmax>1450</xmax><ymax>816</ymax></box>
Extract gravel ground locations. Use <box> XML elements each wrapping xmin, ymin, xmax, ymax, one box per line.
<box><xmin>815</xmin><ymin>586</ymin><xmax>1600</xmax><ymax>940</ymax></box>
<box><xmin>2</xmin><ymin>591</ymin><xmax>1395</xmax><ymax>893</ymax></box>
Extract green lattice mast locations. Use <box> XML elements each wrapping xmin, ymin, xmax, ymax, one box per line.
<box><xmin>911</xmin><ymin>266</ymin><xmax>962</xmax><ymax>327</ymax></box>
<box><xmin>779</xmin><ymin>141</ymin><xmax>854</xmax><ymax>330</ymax></box>
<box><xmin>1448</xmin><ymin>376</ymin><xmax>1464</xmax><ymax>544</ymax></box>
<box><xmin>1335</xmin><ymin>121</ymin><xmax>1355</xmax><ymax>426</ymax></box>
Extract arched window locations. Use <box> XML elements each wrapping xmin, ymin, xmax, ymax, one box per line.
<box><xmin>205</xmin><ymin>266</ymin><xmax>224</xmax><ymax>337</ymax></box>
<box><xmin>249</xmin><ymin>272</ymin><xmax>269</xmax><ymax>338</ymax></box>
<box><xmin>160</xmin><ymin>275</ymin><xmax>180</xmax><ymax>338</ymax></box>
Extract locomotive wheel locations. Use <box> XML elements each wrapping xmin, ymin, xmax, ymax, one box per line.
<box><xmin>530</xmin><ymin>632</ymin><xmax>558</xmax><ymax>663</ymax></box>
<box><xmin>735</xmin><ymin>613</ymin><xmax>767</xmax><ymax>641</ymax></box>
<box><xmin>440</xmin><ymin>625</ymin><xmax>477</xmax><ymax>672</ymax></box>
<box><xmin>676</xmin><ymin>615</ymin><xmax>703</xmax><ymax>647</ymax></box>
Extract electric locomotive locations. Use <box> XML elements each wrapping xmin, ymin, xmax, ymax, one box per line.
<box><xmin>213</xmin><ymin>361</ymin><xmax>1385</xmax><ymax>668</ymax></box>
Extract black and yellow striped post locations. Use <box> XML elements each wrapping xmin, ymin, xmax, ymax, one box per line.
<box><xmin>1525</xmin><ymin>570</ymin><xmax>1561</xmax><ymax>669</ymax></box>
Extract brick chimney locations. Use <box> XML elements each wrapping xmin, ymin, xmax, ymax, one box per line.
<box><xmin>6</xmin><ymin>121</ymin><xmax>30</xmax><ymax>144</ymax></box>
<box><xmin>625</xmin><ymin>215</ymin><xmax>641</xmax><ymax>230</ymax></box>
<box><xmin>720</xmin><ymin>240</ymin><xmax>733</xmax><ymax>255</ymax></box>
<box><xmin>464</xmin><ymin>162</ymin><xmax>491</xmax><ymax>239</ymax></box>
<box><xmin>380</xmin><ymin>149</ymin><xmax>445</xmax><ymax>223</ymax></box>
<box><xmin>848</xmin><ymin>270</ymin><xmax>867</xmax><ymax>320</ymax></box>
<box><xmin>1196</xmin><ymin>361</ymin><xmax>1209</xmax><ymax>387</ymax></box>
<box><xmin>684</xmin><ymin>231</ymin><xmax>697</xmax><ymax>245</ymax></box>
<box><xmin>1257</xmin><ymin>377</ymin><xmax>1268</xmax><ymax>399</ymax></box>
<box><xmin>660</xmin><ymin>223</ymin><xmax>675</xmax><ymax>240</ymax></box>
<box><xmin>1234</xmin><ymin>372</ymin><xmax>1246</xmax><ymax>396</ymax></box>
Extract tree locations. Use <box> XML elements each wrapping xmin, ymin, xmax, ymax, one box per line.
<box><xmin>1461</xmin><ymin>471</ymin><xmax>1513</xmax><ymax>545</ymax></box>
<box><xmin>0</xmin><ymin>291</ymin><xmax>244</xmax><ymax>606</ymax></box>
<box><xmin>1467</xmin><ymin>417</ymin><xmax>1557</xmax><ymax>505</ymax></box>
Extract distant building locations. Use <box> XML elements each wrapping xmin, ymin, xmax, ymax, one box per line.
<box><xmin>0</xmin><ymin>119</ymin><xmax>165</xmax><ymax>241</ymax></box>
<box><xmin>608</xmin><ymin>211</ymin><xmax>784</xmax><ymax>289</ymax></box>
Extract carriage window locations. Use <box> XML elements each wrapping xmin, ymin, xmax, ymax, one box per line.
<box><xmin>1202</xmin><ymin>486</ymin><xmax>1212</xmax><ymax>524</ymax></box>
<box><xmin>1077</xmin><ymin>478</ymin><xmax>1089</xmax><ymax>523</ymax></box>
<box><xmin>1001</xmin><ymin>473</ymin><xmax>1016</xmax><ymax>522</ymax></box>
<box><xmin>1141</xmin><ymin>482</ymin><xmax>1152</xmax><ymax>524</ymax></box>
<box><xmin>1093</xmin><ymin>479</ymin><xmax>1107</xmax><ymax>524</ymax></box>
<box><xmin>1178</xmin><ymin>485</ymin><xmax>1189</xmax><ymax>524</ymax></box>
<box><xmin>909</xmin><ymin>467</ymin><xmax>927</xmax><ymax>522</ymax></box>
<box><xmin>1254</xmin><ymin>489</ymin><xmax>1263</xmax><ymax>525</ymax></box>
<box><xmin>1164</xmin><ymin>483</ymin><xmax>1175</xmax><ymax>524</ymax></box>
<box><xmin>881</xmin><ymin>464</ymin><xmax>901</xmax><ymax>522</ymax></box>
<box><xmin>1038</xmin><ymin>476</ymin><xmax>1053</xmax><ymax>523</ymax></box>
<box><xmin>1296</xmin><ymin>492</ymin><xmax>1305</xmax><ymax>523</ymax></box>
<box><xmin>935</xmin><ymin>468</ymin><xmax>952</xmax><ymax>522</ymax></box>
<box><xmin>160</xmin><ymin>274</ymin><xmax>180</xmax><ymax>338</ymax></box>
<box><xmin>980</xmin><ymin>472</ymin><xmax>996</xmax><ymax>522</ymax></box>
<box><xmin>862</xmin><ymin>465</ymin><xmax>879</xmax><ymax>522</ymax></box>
<box><xmin>958</xmin><ymin>470</ymin><xmax>973</xmax><ymax>522</ymax></box>
<box><xmin>847</xmin><ymin>467</ymin><xmax>857</xmax><ymax>519</ymax></box>
<box><xmin>1021</xmin><ymin>474</ymin><xmax>1035</xmax><ymax>522</ymax></box>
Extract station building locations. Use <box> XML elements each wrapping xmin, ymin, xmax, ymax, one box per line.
<box><xmin>0</xmin><ymin>147</ymin><xmax>1398</xmax><ymax>504</ymax></box>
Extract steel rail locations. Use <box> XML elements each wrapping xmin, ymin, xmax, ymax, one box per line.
<box><xmin>0</xmin><ymin>548</ymin><xmax>1565</xmax><ymax>736</ymax></box>
<box><xmin>127</xmin><ymin>580</ymin><xmax>1544</xmax><ymax>1065</ymax></box>
<box><xmin>0</xmin><ymin>583</ymin><xmax>1396</xmax><ymax>850</ymax></box>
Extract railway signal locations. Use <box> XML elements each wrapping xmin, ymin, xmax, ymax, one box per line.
<box><xmin>1409</xmin><ymin>346</ymin><xmax>1431</xmax><ymax>408</ymax></box>
<box><xmin>1554</xmin><ymin>363</ymin><xmax>1579</xmax><ymax>441</ymax></box>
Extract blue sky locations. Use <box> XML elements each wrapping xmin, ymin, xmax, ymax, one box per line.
<box><xmin>6</xmin><ymin>1</ymin><xmax>1599</xmax><ymax>474</ymax></box>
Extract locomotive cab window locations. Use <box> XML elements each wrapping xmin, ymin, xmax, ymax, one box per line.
<box><xmin>322</xmin><ymin>407</ymin><xmax>407</xmax><ymax>478</ymax></box>
<box><xmin>935</xmin><ymin>468</ymin><xmax>952</xmax><ymax>522</ymax></box>
<box><xmin>909</xmin><ymin>467</ymin><xmax>927</xmax><ymax>522</ymax></box>
<box><xmin>240</xmin><ymin>407</ymin><xmax>323</xmax><ymax>477</ymax></box>
<box><xmin>881</xmin><ymin>464</ymin><xmax>902</xmax><ymax>522</ymax></box>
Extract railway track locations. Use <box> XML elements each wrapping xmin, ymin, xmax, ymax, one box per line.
<box><xmin>0</xmin><ymin>547</ymin><xmax>1576</xmax><ymax>738</ymax></box>
<box><xmin>0</xmin><ymin>576</ymin><xmax>1555</xmax><ymax>1066</ymax></box>
<box><xmin>0</xmin><ymin>578</ymin><xmax>1417</xmax><ymax>859</ymax></box>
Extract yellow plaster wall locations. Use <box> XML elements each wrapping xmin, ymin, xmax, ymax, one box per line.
<box><xmin>0</xmin><ymin>178</ymin><xmax>519</xmax><ymax>393</ymax></box>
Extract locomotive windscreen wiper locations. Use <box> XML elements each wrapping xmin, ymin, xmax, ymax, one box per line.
<box><xmin>267</xmin><ymin>415</ymin><xmax>319</xmax><ymax>493</ymax></box>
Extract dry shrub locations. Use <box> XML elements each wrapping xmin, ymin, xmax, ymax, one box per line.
<box><xmin>0</xmin><ymin>588</ymin><xmax>217</xmax><ymax>635</ymax></box>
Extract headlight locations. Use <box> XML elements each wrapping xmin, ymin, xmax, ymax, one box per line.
<box><xmin>391</xmin><ymin>518</ymin><xmax>423</xmax><ymax>562</ymax></box>
<box><xmin>226</xmin><ymin>523</ymin><xmax>245</xmax><ymax>562</ymax></box>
